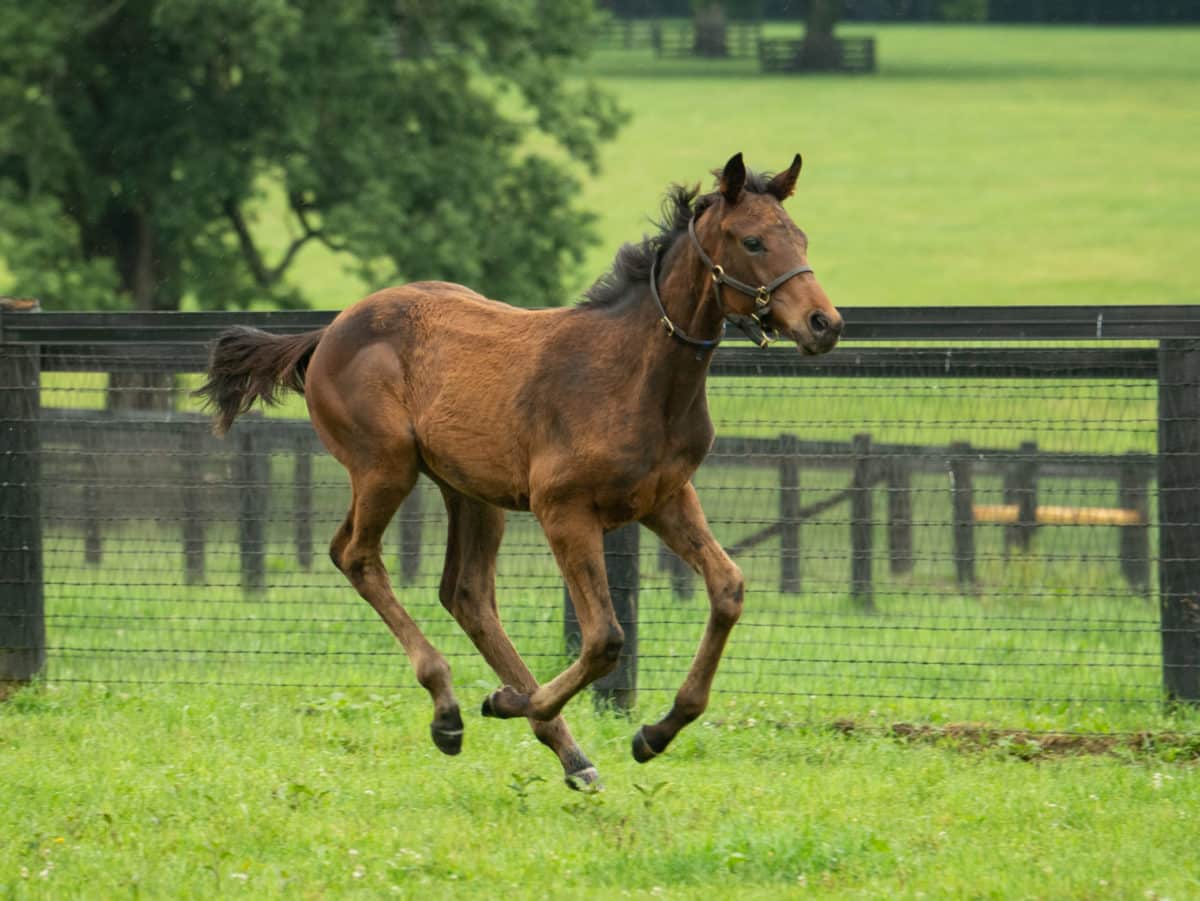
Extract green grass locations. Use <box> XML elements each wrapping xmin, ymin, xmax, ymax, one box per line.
<box><xmin>569</xmin><ymin>25</ymin><xmax>1200</xmax><ymax>309</ymax></box>
<box><xmin>3</xmin><ymin>684</ymin><xmax>1200</xmax><ymax>898</ymax></box>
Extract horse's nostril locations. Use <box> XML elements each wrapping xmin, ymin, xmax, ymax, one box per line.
<box><xmin>810</xmin><ymin>311</ymin><xmax>830</xmax><ymax>335</ymax></box>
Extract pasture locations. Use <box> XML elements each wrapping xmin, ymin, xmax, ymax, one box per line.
<box><xmin>5</xmin><ymin>24</ymin><xmax>1200</xmax><ymax>899</ymax></box>
<box><xmin>3</xmin><ymin>684</ymin><xmax>1200</xmax><ymax>898</ymax></box>
<box><xmin>259</xmin><ymin>25</ymin><xmax>1200</xmax><ymax>312</ymax></box>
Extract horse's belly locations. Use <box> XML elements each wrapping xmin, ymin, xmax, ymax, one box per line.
<box><xmin>416</xmin><ymin>434</ymin><xmax>531</xmax><ymax>511</ymax></box>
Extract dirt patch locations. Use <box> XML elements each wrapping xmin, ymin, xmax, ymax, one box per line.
<box><xmin>830</xmin><ymin>718</ymin><xmax>1200</xmax><ymax>761</ymax></box>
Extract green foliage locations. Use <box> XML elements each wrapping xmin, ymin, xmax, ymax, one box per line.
<box><xmin>938</xmin><ymin>0</ymin><xmax>989</xmax><ymax>21</ymax></box>
<box><xmin>690</xmin><ymin>0</ymin><xmax>766</xmax><ymax>18</ymax></box>
<box><xmin>0</xmin><ymin>0</ymin><xmax>623</xmax><ymax>311</ymax></box>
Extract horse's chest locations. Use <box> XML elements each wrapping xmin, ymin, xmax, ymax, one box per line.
<box><xmin>597</xmin><ymin>421</ymin><xmax>713</xmax><ymax>525</ymax></box>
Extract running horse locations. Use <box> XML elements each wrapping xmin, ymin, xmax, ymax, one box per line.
<box><xmin>198</xmin><ymin>153</ymin><xmax>842</xmax><ymax>788</ymax></box>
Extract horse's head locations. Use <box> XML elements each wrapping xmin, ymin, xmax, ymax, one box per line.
<box><xmin>694</xmin><ymin>152</ymin><xmax>842</xmax><ymax>355</ymax></box>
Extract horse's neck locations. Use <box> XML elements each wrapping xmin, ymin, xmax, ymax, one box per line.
<box><xmin>627</xmin><ymin>244</ymin><xmax>722</xmax><ymax>422</ymax></box>
<box><xmin>656</xmin><ymin>241</ymin><xmax>726</xmax><ymax>347</ymax></box>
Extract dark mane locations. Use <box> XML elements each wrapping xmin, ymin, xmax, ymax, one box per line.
<box><xmin>580</xmin><ymin>168</ymin><xmax>777</xmax><ymax>309</ymax></box>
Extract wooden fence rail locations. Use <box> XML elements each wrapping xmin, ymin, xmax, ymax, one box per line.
<box><xmin>30</xmin><ymin>407</ymin><xmax>1159</xmax><ymax>614</ymax></box>
<box><xmin>2</xmin><ymin>304</ymin><xmax>1198</xmax><ymax>706</ymax></box>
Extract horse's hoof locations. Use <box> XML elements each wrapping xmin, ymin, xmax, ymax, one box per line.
<box><xmin>565</xmin><ymin>766</ymin><xmax>602</xmax><ymax>792</ymax></box>
<box><xmin>480</xmin><ymin>685</ymin><xmax>528</xmax><ymax>719</ymax></box>
<box><xmin>431</xmin><ymin>707</ymin><xmax>464</xmax><ymax>756</ymax></box>
<box><xmin>632</xmin><ymin>725</ymin><xmax>666</xmax><ymax>764</ymax></box>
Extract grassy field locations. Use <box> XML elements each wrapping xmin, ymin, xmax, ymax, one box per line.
<box><xmin>7</xmin><ymin>24</ymin><xmax>1200</xmax><ymax>899</ymax></box>
<box><xmin>573</xmin><ymin>25</ymin><xmax>1200</xmax><ymax>310</ymax></box>
<box><xmin>248</xmin><ymin>25</ymin><xmax>1200</xmax><ymax>314</ymax></box>
<box><xmin>3</xmin><ymin>684</ymin><xmax>1200</xmax><ymax>899</ymax></box>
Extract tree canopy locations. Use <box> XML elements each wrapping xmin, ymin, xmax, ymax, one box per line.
<box><xmin>0</xmin><ymin>0</ymin><xmax>624</xmax><ymax>312</ymax></box>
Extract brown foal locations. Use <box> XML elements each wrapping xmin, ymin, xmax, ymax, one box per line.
<box><xmin>198</xmin><ymin>153</ymin><xmax>842</xmax><ymax>788</ymax></box>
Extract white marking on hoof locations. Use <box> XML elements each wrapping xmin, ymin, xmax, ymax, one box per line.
<box><xmin>565</xmin><ymin>766</ymin><xmax>602</xmax><ymax>792</ymax></box>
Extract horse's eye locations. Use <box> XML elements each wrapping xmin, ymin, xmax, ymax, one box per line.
<box><xmin>742</xmin><ymin>236</ymin><xmax>765</xmax><ymax>253</ymax></box>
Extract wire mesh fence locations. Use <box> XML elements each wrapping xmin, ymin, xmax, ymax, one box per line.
<box><xmin>3</xmin><ymin>306</ymin><xmax>1200</xmax><ymax>736</ymax></box>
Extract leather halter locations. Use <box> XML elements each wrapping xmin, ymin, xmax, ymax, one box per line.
<box><xmin>649</xmin><ymin>214</ymin><xmax>815</xmax><ymax>351</ymax></box>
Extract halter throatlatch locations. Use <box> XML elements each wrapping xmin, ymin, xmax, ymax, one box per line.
<box><xmin>649</xmin><ymin>214</ymin><xmax>815</xmax><ymax>351</ymax></box>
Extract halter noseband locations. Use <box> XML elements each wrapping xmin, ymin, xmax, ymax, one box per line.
<box><xmin>649</xmin><ymin>214</ymin><xmax>815</xmax><ymax>351</ymax></box>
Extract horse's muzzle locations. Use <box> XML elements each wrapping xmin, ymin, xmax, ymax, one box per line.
<box><xmin>795</xmin><ymin>309</ymin><xmax>843</xmax><ymax>355</ymax></box>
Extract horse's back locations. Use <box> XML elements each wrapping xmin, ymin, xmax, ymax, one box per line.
<box><xmin>306</xmin><ymin>281</ymin><xmax>564</xmax><ymax>502</ymax></box>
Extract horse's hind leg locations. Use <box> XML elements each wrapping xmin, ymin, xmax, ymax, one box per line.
<box><xmin>438</xmin><ymin>488</ymin><xmax>599</xmax><ymax>789</ymax></box>
<box><xmin>334</xmin><ymin>464</ymin><xmax>463</xmax><ymax>756</ymax></box>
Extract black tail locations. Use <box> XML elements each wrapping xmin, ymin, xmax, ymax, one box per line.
<box><xmin>194</xmin><ymin>326</ymin><xmax>326</xmax><ymax>436</ymax></box>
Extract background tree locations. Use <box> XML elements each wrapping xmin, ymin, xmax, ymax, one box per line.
<box><xmin>0</xmin><ymin>0</ymin><xmax>623</xmax><ymax>321</ymax></box>
<box><xmin>691</xmin><ymin>0</ymin><xmax>764</xmax><ymax>57</ymax></box>
<box><xmin>801</xmin><ymin>0</ymin><xmax>845</xmax><ymax>69</ymax></box>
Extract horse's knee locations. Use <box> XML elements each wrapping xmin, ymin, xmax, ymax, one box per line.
<box><xmin>712</xmin><ymin>565</ymin><xmax>745</xmax><ymax>630</ymax></box>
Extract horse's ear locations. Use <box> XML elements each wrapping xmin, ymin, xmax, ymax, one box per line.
<box><xmin>720</xmin><ymin>152</ymin><xmax>746</xmax><ymax>205</ymax></box>
<box><xmin>767</xmin><ymin>154</ymin><xmax>803</xmax><ymax>201</ymax></box>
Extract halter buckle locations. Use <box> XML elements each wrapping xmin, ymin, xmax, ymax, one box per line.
<box><xmin>711</xmin><ymin>264</ymin><xmax>724</xmax><ymax>283</ymax></box>
<box><xmin>660</xmin><ymin>316</ymin><xmax>675</xmax><ymax>337</ymax></box>
<box><xmin>754</xmin><ymin>286</ymin><xmax>771</xmax><ymax>308</ymax></box>
<box><xmin>751</xmin><ymin>313</ymin><xmax>778</xmax><ymax>348</ymax></box>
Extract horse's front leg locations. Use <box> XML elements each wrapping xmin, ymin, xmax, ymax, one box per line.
<box><xmin>635</xmin><ymin>482</ymin><xmax>744</xmax><ymax>762</ymax></box>
<box><xmin>481</xmin><ymin>504</ymin><xmax>623</xmax><ymax>722</ymax></box>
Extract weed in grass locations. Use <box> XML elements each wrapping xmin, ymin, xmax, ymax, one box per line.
<box><xmin>506</xmin><ymin>772</ymin><xmax>546</xmax><ymax>813</ymax></box>
<box><xmin>632</xmin><ymin>780</ymin><xmax>672</xmax><ymax>809</ymax></box>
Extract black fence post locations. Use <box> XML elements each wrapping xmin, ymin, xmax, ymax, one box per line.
<box><xmin>949</xmin><ymin>441</ymin><xmax>977</xmax><ymax>590</ymax></box>
<box><xmin>850</xmin><ymin>433</ymin><xmax>874</xmax><ymax>610</ymax></box>
<box><xmin>0</xmin><ymin>298</ymin><xmax>44</xmax><ymax>684</ymax></box>
<box><xmin>563</xmin><ymin>583</ymin><xmax>581</xmax><ymax>658</ymax></box>
<box><xmin>1158</xmin><ymin>340</ymin><xmax>1200</xmax><ymax>702</ymax></box>
<box><xmin>235</xmin><ymin>416</ymin><xmax>269</xmax><ymax>593</ymax></box>
<box><xmin>293</xmin><ymin>434</ymin><xmax>312</xmax><ymax>570</ymax></box>
<box><xmin>180</xmin><ymin>426</ymin><xmax>206</xmax><ymax>585</ymax></box>
<box><xmin>397</xmin><ymin>485</ymin><xmax>423</xmax><ymax>585</ymax></box>
<box><xmin>778</xmin><ymin>432</ymin><xmax>802</xmax><ymax>594</ymax></box>
<box><xmin>658</xmin><ymin>544</ymin><xmax>695</xmax><ymax>601</ymax></box>
<box><xmin>82</xmin><ymin>427</ymin><xmax>102</xmax><ymax>565</ymax></box>
<box><xmin>564</xmin><ymin>523</ymin><xmax>639</xmax><ymax>713</ymax></box>
<box><xmin>1118</xmin><ymin>452</ymin><xmax>1150</xmax><ymax>595</ymax></box>
<box><xmin>1004</xmin><ymin>440</ymin><xmax>1039</xmax><ymax>556</ymax></box>
<box><xmin>886</xmin><ymin>456</ymin><xmax>914</xmax><ymax>576</ymax></box>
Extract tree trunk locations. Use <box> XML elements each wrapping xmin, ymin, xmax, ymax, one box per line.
<box><xmin>693</xmin><ymin>3</ymin><xmax>728</xmax><ymax>58</ymax></box>
<box><xmin>801</xmin><ymin>0</ymin><xmax>843</xmax><ymax>70</ymax></box>
<box><xmin>106</xmin><ymin>208</ymin><xmax>179</xmax><ymax>412</ymax></box>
